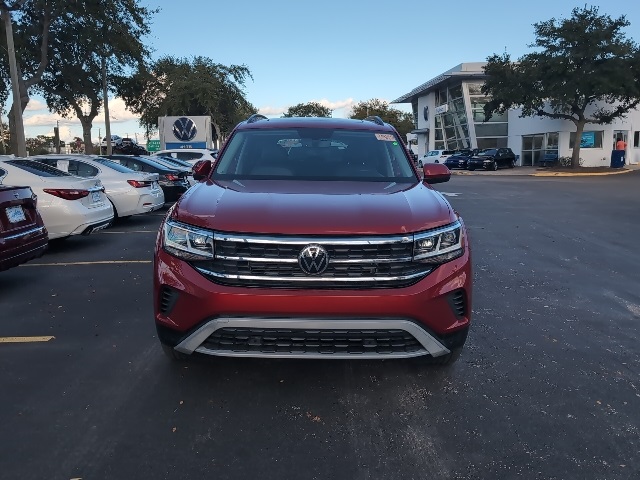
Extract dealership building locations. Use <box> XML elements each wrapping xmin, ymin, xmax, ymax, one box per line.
<box><xmin>392</xmin><ymin>62</ymin><xmax>640</xmax><ymax>167</ymax></box>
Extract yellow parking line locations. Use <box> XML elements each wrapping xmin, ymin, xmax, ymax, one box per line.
<box><xmin>0</xmin><ymin>336</ymin><xmax>55</xmax><ymax>343</ymax></box>
<box><xmin>20</xmin><ymin>260</ymin><xmax>152</xmax><ymax>267</ymax></box>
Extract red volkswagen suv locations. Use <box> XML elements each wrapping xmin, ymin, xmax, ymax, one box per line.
<box><xmin>154</xmin><ymin>115</ymin><xmax>472</xmax><ymax>365</ymax></box>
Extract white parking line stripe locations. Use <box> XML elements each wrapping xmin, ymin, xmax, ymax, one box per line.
<box><xmin>0</xmin><ymin>336</ymin><xmax>55</xmax><ymax>343</ymax></box>
<box><xmin>20</xmin><ymin>260</ymin><xmax>152</xmax><ymax>267</ymax></box>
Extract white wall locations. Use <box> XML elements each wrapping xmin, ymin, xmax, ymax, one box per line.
<box><xmin>508</xmin><ymin>102</ymin><xmax>640</xmax><ymax>166</ymax></box>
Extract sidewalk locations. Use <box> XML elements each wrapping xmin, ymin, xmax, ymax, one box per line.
<box><xmin>450</xmin><ymin>164</ymin><xmax>640</xmax><ymax>177</ymax></box>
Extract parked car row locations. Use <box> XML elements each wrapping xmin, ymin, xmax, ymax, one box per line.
<box><xmin>0</xmin><ymin>153</ymin><xmax>199</xmax><ymax>273</ymax></box>
<box><xmin>441</xmin><ymin>148</ymin><xmax>517</xmax><ymax>171</ymax></box>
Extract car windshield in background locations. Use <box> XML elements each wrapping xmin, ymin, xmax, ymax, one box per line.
<box><xmin>92</xmin><ymin>158</ymin><xmax>137</xmax><ymax>173</ymax></box>
<box><xmin>479</xmin><ymin>149</ymin><xmax>498</xmax><ymax>156</ymax></box>
<box><xmin>214</xmin><ymin>128</ymin><xmax>417</xmax><ymax>181</ymax></box>
<box><xmin>6</xmin><ymin>159</ymin><xmax>73</xmax><ymax>177</ymax></box>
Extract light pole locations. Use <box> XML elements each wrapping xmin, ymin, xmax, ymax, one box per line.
<box><xmin>102</xmin><ymin>56</ymin><xmax>112</xmax><ymax>155</ymax></box>
<box><xmin>55</xmin><ymin>119</ymin><xmax>60</xmax><ymax>153</ymax></box>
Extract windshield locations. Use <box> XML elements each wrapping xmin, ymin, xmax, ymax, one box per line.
<box><xmin>426</xmin><ymin>151</ymin><xmax>439</xmax><ymax>156</ymax></box>
<box><xmin>479</xmin><ymin>149</ymin><xmax>498</xmax><ymax>156</ymax></box>
<box><xmin>91</xmin><ymin>158</ymin><xmax>137</xmax><ymax>173</ymax></box>
<box><xmin>6</xmin><ymin>159</ymin><xmax>73</xmax><ymax>177</ymax></box>
<box><xmin>215</xmin><ymin>128</ymin><xmax>417</xmax><ymax>182</ymax></box>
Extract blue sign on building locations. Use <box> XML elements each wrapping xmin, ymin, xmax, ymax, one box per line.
<box><xmin>580</xmin><ymin>131</ymin><xmax>595</xmax><ymax>148</ymax></box>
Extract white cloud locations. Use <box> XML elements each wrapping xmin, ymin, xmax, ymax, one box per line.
<box><xmin>23</xmin><ymin>96</ymin><xmax>140</xmax><ymax>127</ymax></box>
<box><xmin>259</xmin><ymin>98</ymin><xmax>356</xmax><ymax>118</ymax></box>
<box><xmin>24</xmin><ymin>113</ymin><xmax>66</xmax><ymax>127</ymax></box>
<box><xmin>258</xmin><ymin>106</ymin><xmax>287</xmax><ymax>116</ymax></box>
<box><xmin>25</xmin><ymin>99</ymin><xmax>47</xmax><ymax>111</ymax></box>
<box><xmin>106</xmin><ymin>97</ymin><xmax>140</xmax><ymax>122</ymax></box>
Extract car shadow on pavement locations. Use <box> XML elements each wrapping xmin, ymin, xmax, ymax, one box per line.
<box><xmin>158</xmin><ymin>351</ymin><xmax>460</xmax><ymax>391</ymax></box>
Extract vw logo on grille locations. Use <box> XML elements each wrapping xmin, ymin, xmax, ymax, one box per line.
<box><xmin>298</xmin><ymin>244</ymin><xmax>329</xmax><ymax>275</ymax></box>
<box><xmin>172</xmin><ymin>117</ymin><xmax>198</xmax><ymax>141</ymax></box>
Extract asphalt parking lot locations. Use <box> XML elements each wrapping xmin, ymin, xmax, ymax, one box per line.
<box><xmin>1</xmin><ymin>172</ymin><xmax>639</xmax><ymax>480</ymax></box>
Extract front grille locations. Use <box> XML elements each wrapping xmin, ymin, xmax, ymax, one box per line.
<box><xmin>201</xmin><ymin>327</ymin><xmax>424</xmax><ymax>356</ymax></box>
<box><xmin>190</xmin><ymin>233</ymin><xmax>433</xmax><ymax>289</ymax></box>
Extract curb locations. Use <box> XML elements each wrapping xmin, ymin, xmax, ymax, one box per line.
<box><xmin>450</xmin><ymin>168</ymin><xmax>636</xmax><ymax>177</ymax></box>
<box><xmin>531</xmin><ymin>169</ymin><xmax>634</xmax><ymax>177</ymax></box>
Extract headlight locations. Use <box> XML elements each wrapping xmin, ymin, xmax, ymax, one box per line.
<box><xmin>413</xmin><ymin>221</ymin><xmax>463</xmax><ymax>264</ymax></box>
<box><xmin>163</xmin><ymin>219</ymin><xmax>214</xmax><ymax>260</ymax></box>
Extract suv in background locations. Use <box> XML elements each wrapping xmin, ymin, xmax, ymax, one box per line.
<box><xmin>101</xmin><ymin>135</ymin><xmax>123</xmax><ymax>148</ymax></box>
<box><xmin>154</xmin><ymin>115</ymin><xmax>472</xmax><ymax>366</ymax></box>
<box><xmin>419</xmin><ymin>149</ymin><xmax>455</xmax><ymax>167</ymax></box>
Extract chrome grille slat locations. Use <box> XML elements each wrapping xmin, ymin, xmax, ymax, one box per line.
<box><xmin>191</xmin><ymin>233</ymin><xmax>432</xmax><ymax>288</ymax></box>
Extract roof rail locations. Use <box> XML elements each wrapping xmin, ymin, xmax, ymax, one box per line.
<box><xmin>364</xmin><ymin>115</ymin><xmax>385</xmax><ymax>126</ymax></box>
<box><xmin>246</xmin><ymin>114</ymin><xmax>268</xmax><ymax>124</ymax></box>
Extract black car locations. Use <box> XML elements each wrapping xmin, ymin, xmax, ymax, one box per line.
<box><xmin>444</xmin><ymin>150</ymin><xmax>478</xmax><ymax>170</ymax></box>
<box><xmin>467</xmin><ymin>148</ymin><xmax>516</xmax><ymax>171</ymax></box>
<box><xmin>100</xmin><ymin>155</ymin><xmax>189</xmax><ymax>201</ymax></box>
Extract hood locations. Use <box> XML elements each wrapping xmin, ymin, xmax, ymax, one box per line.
<box><xmin>172</xmin><ymin>180</ymin><xmax>455</xmax><ymax>235</ymax></box>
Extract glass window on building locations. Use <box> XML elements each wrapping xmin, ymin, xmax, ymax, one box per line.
<box><xmin>634</xmin><ymin>131</ymin><xmax>639</xmax><ymax>147</ymax></box>
<box><xmin>521</xmin><ymin>133</ymin><xmax>558</xmax><ymax>166</ymax></box>
<box><xmin>449</xmin><ymin>85</ymin><xmax>463</xmax><ymax>100</ymax></box>
<box><xmin>467</xmin><ymin>83</ymin><xmax>483</xmax><ymax>95</ymax></box>
<box><xmin>569</xmin><ymin>131</ymin><xmax>603</xmax><ymax>148</ymax></box>
<box><xmin>477</xmin><ymin>138</ymin><xmax>508</xmax><ymax>149</ymax></box>
<box><xmin>475</xmin><ymin>123</ymin><xmax>508</xmax><ymax>137</ymax></box>
<box><xmin>436</xmin><ymin>88</ymin><xmax>448</xmax><ymax>106</ymax></box>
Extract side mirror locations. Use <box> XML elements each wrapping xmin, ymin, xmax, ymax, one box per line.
<box><xmin>422</xmin><ymin>163</ymin><xmax>450</xmax><ymax>184</ymax></box>
<box><xmin>192</xmin><ymin>159</ymin><xmax>213</xmax><ymax>181</ymax></box>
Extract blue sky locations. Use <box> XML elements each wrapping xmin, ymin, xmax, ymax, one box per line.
<box><xmin>21</xmin><ymin>0</ymin><xmax>640</xmax><ymax>143</ymax></box>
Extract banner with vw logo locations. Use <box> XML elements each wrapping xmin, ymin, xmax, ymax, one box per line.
<box><xmin>159</xmin><ymin>116</ymin><xmax>212</xmax><ymax>150</ymax></box>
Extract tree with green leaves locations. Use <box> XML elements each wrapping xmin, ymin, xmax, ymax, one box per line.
<box><xmin>282</xmin><ymin>102</ymin><xmax>332</xmax><ymax>118</ymax></box>
<box><xmin>36</xmin><ymin>0</ymin><xmax>155</xmax><ymax>154</ymax></box>
<box><xmin>117</xmin><ymin>56</ymin><xmax>257</xmax><ymax>144</ymax></box>
<box><xmin>0</xmin><ymin>0</ymin><xmax>52</xmax><ymax>154</ymax></box>
<box><xmin>348</xmin><ymin>99</ymin><xmax>414</xmax><ymax>140</ymax></box>
<box><xmin>482</xmin><ymin>6</ymin><xmax>640</xmax><ymax>168</ymax></box>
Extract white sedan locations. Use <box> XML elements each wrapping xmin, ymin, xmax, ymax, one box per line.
<box><xmin>152</xmin><ymin>148</ymin><xmax>217</xmax><ymax>166</ymax></box>
<box><xmin>31</xmin><ymin>155</ymin><xmax>165</xmax><ymax>219</ymax></box>
<box><xmin>0</xmin><ymin>159</ymin><xmax>114</xmax><ymax>240</ymax></box>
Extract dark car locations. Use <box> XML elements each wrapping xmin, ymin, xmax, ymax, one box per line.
<box><xmin>153</xmin><ymin>154</ymin><xmax>194</xmax><ymax>171</ymax></box>
<box><xmin>444</xmin><ymin>150</ymin><xmax>478</xmax><ymax>170</ymax></box>
<box><xmin>154</xmin><ymin>114</ymin><xmax>472</xmax><ymax>366</ymax></box>
<box><xmin>100</xmin><ymin>155</ymin><xmax>189</xmax><ymax>202</ymax></box>
<box><xmin>0</xmin><ymin>184</ymin><xmax>48</xmax><ymax>272</ymax></box>
<box><xmin>467</xmin><ymin>147</ymin><xmax>516</xmax><ymax>171</ymax></box>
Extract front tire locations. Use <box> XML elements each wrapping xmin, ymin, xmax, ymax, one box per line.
<box><xmin>509</xmin><ymin>159</ymin><xmax>515</xmax><ymax>168</ymax></box>
<box><xmin>418</xmin><ymin>160</ymin><xmax>423</xmax><ymax>168</ymax></box>
<box><xmin>491</xmin><ymin>161</ymin><xmax>498</xmax><ymax>171</ymax></box>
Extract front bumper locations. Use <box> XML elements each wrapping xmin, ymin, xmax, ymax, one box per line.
<box><xmin>154</xmin><ymin>243</ymin><xmax>472</xmax><ymax>359</ymax></box>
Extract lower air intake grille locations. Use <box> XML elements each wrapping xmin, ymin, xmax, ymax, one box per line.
<box><xmin>159</xmin><ymin>286</ymin><xmax>179</xmax><ymax>315</ymax></box>
<box><xmin>201</xmin><ymin>327</ymin><xmax>424</xmax><ymax>356</ymax></box>
<box><xmin>448</xmin><ymin>289</ymin><xmax>466</xmax><ymax>318</ymax></box>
